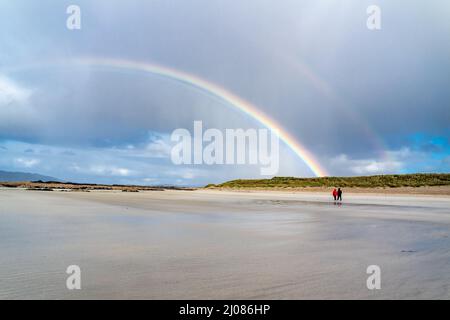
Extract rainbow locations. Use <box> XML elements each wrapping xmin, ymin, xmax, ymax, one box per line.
<box><xmin>66</xmin><ymin>57</ymin><xmax>328</xmax><ymax>177</ymax></box>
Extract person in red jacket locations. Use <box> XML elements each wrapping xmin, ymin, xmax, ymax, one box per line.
<box><xmin>332</xmin><ymin>188</ymin><xmax>337</xmax><ymax>201</ymax></box>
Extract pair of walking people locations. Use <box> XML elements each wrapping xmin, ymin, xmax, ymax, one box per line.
<box><xmin>332</xmin><ymin>188</ymin><xmax>342</xmax><ymax>201</ymax></box>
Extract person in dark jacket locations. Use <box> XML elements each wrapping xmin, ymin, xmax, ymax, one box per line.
<box><xmin>337</xmin><ymin>188</ymin><xmax>343</xmax><ymax>201</ymax></box>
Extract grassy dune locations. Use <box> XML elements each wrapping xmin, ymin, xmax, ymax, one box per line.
<box><xmin>206</xmin><ymin>173</ymin><xmax>450</xmax><ymax>189</ymax></box>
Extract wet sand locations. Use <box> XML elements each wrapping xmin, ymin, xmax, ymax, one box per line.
<box><xmin>1</xmin><ymin>188</ymin><xmax>450</xmax><ymax>299</ymax></box>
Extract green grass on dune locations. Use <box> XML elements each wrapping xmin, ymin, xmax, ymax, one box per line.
<box><xmin>206</xmin><ymin>173</ymin><xmax>450</xmax><ymax>189</ymax></box>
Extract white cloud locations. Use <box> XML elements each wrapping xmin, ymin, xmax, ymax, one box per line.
<box><xmin>0</xmin><ymin>76</ymin><xmax>37</xmax><ymax>135</ymax></box>
<box><xmin>15</xmin><ymin>157</ymin><xmax>40</xmax><ymax>168</ymax></box>
<box><xmin>88</xmin><ymin>166</ymin><xmax>134</xmax><ymax>177</ymax></box>
<box><xmin>146</xmin><ymin>139</ymin><xmax>171</xmax><ymax>158</ymax></box>
<box><xmin>0</xmin><ymin>76</ymin><xmax>31</xmax><ymax>106</ymax></box>
<box><xmin>181</xmin><ymin>171</ymin><xmax>195</xmax><ymax>179</ymax></box>
<box><xmin>330</xmin><ymin>154</ymin><xmax>403</xmax><ymax>176</ymax></box>
<box><xmin>69</xmin><ymin>163</ymin><xmax>136</xmax><ymax>177</ymax></box>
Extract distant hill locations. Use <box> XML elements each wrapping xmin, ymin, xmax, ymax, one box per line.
<box><xmin>206</xmin><ymin>173</ymin><xmax>450</xmax><ymax>189</ymax></box>
<box><xmin>0</xmin><ymin>170</ymin><xmax>60</xmax><ymax>182</ymax></box>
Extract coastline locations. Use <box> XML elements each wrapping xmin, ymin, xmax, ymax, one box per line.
<box><xmin>204</xmin><ymin>185</ymin><xmax>450</xmax><ymax>197</ymax></box>
<box><xmin>2</xmin><ymin>181</ymin><xmax>450</xmax><ymax>197</ymax></box>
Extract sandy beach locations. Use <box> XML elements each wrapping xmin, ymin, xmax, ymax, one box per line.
<box><xmin>1</xmin><ymin>188</ymin><xmax>450</xmax><ymax>299</ymax></box>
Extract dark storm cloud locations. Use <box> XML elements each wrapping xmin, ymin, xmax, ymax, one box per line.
<box><xmin>1</xmin><ymin>0</ymin><xmax>449</xmax><ymax>179</ymax></box>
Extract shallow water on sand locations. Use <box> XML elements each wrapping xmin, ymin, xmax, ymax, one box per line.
<box><xmin>1</xmin><ymin>189</ymin><xmax>450</xmax><ymax>299</ymax></box>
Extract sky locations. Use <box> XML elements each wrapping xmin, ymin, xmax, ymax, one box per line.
<box><xmin>0</xmin><ymin>0</ymin><xmax>449</xmax><ymax>186</ymax></box>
